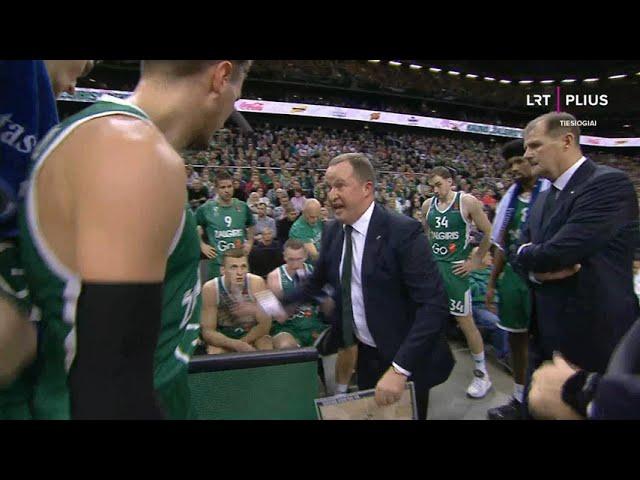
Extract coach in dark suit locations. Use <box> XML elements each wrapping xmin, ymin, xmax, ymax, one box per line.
<box><xmin>281</xmin><ymin>153</ymin><xmax>454</xmax><ymax>419</ymax></box>
<box><xmin>514</xmin><ymin>112</ymin><xmax>639</xmax><ymax>382</ymax></box>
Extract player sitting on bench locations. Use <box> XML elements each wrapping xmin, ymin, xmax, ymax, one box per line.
<box><xmin>201</xmin><ymin>249</ymin><xmax>273</xmax><ymax>354</ymax></box>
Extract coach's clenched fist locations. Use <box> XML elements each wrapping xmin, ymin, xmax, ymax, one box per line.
<box><xmin>375</xmin><ymin>367</ymin><xmax>407</xmax><ymax>407</ymax></box>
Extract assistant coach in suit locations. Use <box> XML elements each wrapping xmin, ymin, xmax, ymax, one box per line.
<box><xmin>514</xmin><ymin>112</ymin><xmax>640</xmax><ymax>380</ymax></box>
<box><xmin>280</xmin><ymin>153</ymin><xmax>454</xmax><ymax>419</ymax></box>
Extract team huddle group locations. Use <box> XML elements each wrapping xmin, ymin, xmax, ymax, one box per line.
<box><xmin>1</xmin><ymin>59</ymin><xmax>638</xmax><ymax>420</ymax></box>
<box><xmin>190</xmin><ymin>141</ymin><xmax>538</xmax><ymax>420</ymax></box>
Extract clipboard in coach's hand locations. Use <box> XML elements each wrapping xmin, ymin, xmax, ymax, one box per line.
<box><xmin>315</xmin><ymin>382</ymin><xmax>417</xmax><ymax>420</ymax></box>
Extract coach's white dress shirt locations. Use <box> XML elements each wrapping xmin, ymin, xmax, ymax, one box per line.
<box><xmin>339</xmin><ymin>200</ymin><xmax>411</xmax><ymax>376</ymax></box>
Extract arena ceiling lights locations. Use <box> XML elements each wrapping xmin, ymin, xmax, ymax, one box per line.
<box><xmin>372</xmin><ymin>61</ymin><xmax>638</xmax><ymax>85</ymax></box>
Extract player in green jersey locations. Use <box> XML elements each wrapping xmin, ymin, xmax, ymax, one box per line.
<box><xmin>486</xmin><ymin>140</ymin><xmax>552</xmax><ymax>419</ymax></box>
<box><xmin>423</xmin><ymin>166</ymin><xmax>494</xmax><ymax>398</ymax></box>
<box><xmin>288</xmin><ymin>199</ymin><xmax>323</xmax><ymax>262</ymax></box>
<box><xmin>19</xmin><ymin>60</ymin><xmax>252</xmax><ymax>419</ymax></box>
<box><xmin>197</xmin><ymin>171</ymin><xmax>255</xmax><ymax>282</ymax></box>
<box><xmin>200</xmin><ymin>249</ymin><xmax>273</xmax><ymax>354</ymax></box>
<box><xmin>287</xmin><ymin>198</ymin><xmax>356</xmax><ymax>394</ymax></box>
<box><xmin>266</xmin><ymin>239</ymin><xmax>327</xmax><ymax>349</ymax></box>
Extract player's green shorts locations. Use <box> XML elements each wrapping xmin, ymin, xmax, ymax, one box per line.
<box><xmin>0</xmin><ymin>400</ymin><xmax>31</xmax><ymax>420</ymax></box>
<box><xmin>496</xmin><ymin>263</ymin><xmax>531</xmax><ymax>333</ymax></box>
<box><xmin>156</xmin><ymin>371</ymin><xmax>196</xmax><ymax>420</ymax></box>
<box><xmin>0</xmin><ymin>240</ymin><xmax>36</xmax><ymax>420</ymax></box>
<box><xmin>436</xmin><ymin>260</ymin><xmax>471</xmax><ymax>317</ymax></box>
<box><xmin>271</xmin><ymin>321</ymin><xmax>326</xmax><ymax>348</ymax></box>
<box><xmin>0</xmin><ymin>364</ymin><xmax>37</xmax><ymax>420</ymax></box>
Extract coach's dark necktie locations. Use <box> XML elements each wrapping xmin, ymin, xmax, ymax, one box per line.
<box><xmin>341</xmin><ymin>225</ymin><xmax>355</xmax><ymax>347</ymax></box>
<box><xmin>542</xmin><ymin>185</ymin><xmax>561</xmax><ymax>225</ymax></box>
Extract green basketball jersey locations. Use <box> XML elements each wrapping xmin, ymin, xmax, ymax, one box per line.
<box><xmin>426</xmin><ymin>191</ymin><xmax>472</xmax><ymax>263</ymax></box>
<box><xmin>18</xmin><ymin>96</ymin><xmax>202</xmax><ymax>419</ymax></box>
<box><xmin>503</xmin><ymin>194</ymin><xmax>531</xmax><ymax>260</ymax></box>
<box><xmin>276</xmin><ymin>264</ymin><xmax>320</xmax><ymax>329</ymax></box>
<box><xmin>288</xmin><ymin>216</ymin><xmax>323</xmax><ymax>252</ymax></box>
<box><xmin>196</xmin><ymin>199</ymin><xmax>255</xmax><ymax>267</ymax></box>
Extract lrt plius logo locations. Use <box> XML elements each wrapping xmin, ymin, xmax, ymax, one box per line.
<box><xmin>527</xmin><ymin>87</ymin><xmax>608</xmax><ymax>111</ymax></box>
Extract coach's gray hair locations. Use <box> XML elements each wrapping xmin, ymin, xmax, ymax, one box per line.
<box><xmin>328</xmin><ymin>153</ymin><xmax>376</xmax><ymax>185</ymax></box>
<box><xmin>524</xmin><ymin>112</ymin><xmax>581</xmax><ymax>145</ymax></box>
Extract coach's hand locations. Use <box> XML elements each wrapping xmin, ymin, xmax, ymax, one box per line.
<box><xmin>200</xmin><ymin>243</ymin><xmax>217</xmax><ymax>259</ymax></box>
<box><xmin>529</xmin><ymin>353</ymin><xmax>584</xmax><ymax>420</ymax></box>
<box><xmin>533</xmin><ymin>264</ymin><xmax>581</xmax><ymax>282</ymax></box>
<box><xmin>375</xmin><ymin>368</ymin><xmax>407</xmax><ymax>407</ymax></box>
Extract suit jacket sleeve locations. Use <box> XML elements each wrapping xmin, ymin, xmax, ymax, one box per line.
<box><xmin>281</xmin><ymin>220</ymin><xmax>333</xmax><ymax>307</ymax></box>
<box><xmin>517</xmin><ymin>172</ymin><xmax>639</xmax><ymax>272</ymax></box>
<box><xmin>392</xmin><ymin>221</ymin><xmax>450</xmax><ymax>372</ymax></box>
<box><xmin>591</xmin><ymin>373</ymin><xmax>640</xmax><ymax>419</ymax></box>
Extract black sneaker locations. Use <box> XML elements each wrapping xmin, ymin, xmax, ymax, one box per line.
<box><xmin>487</xmin><ymin>398</ymin><xmax>523</xmax><ymax>420</ymax></box>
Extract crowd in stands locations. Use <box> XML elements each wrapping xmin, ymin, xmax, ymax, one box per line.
<box><xmin>186</xmin><ymin>120</ymin><xmax>640</xmax><ymax>370</ymax></box>
<box><xmin>186</xmin><ymin>123</ymin><xmax>640</xmax><ymax>225</ymax></box>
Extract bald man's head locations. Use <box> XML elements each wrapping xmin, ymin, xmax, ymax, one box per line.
<box><xmin>303</xmin><ymin>199</ymin><xmax>321</xmax><ymax>226</ymax></box>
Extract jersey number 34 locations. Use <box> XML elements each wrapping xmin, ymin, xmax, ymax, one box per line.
<box><xmin>435</xmin><ymin>216</ymin><xmax>449</xmax><ymax>228</ymax></box>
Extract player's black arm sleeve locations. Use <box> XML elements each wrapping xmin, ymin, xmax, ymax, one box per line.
<box><xmin>69</xmin><ymin>283</ymin><xmax>164</xmax><ymax>420</ymax></box>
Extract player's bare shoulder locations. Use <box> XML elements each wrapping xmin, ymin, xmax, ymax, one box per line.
<box><xmin>421</xmin><ymin>196</ymin><xmax>434</xmax><ymax>214</ymax></box>
<box><xmin>68</xmin><ymin>114</ymin><xmax>186</xmax><ymax>241</ymax></box>
<box><xmin>248</xmin><ymin>273</ymin><xmax>268</xmax><ymax>292</ymax></box>
<box><xmin>266</xmin><ymin>269</ymin><xmax>279</xmax><ymax>286</ymax></box>
<box><xmin>460</xmin><ymin>192</ymin><xmax>481</xmax><ymax>212</ymax></box>
<box><xmin>266</xmin><ymin>268</ymin><xmax>283</xmax><ymax>296</ymax></box>
<box><xmin>68</xmin><ymin>114</ymin><xmax>184</xmax><ymax>181</ymax></box>
<box><xmin>202</xmin><ymin>278</ymin><xmax>219</xmax><ymax>306</ymax></box>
